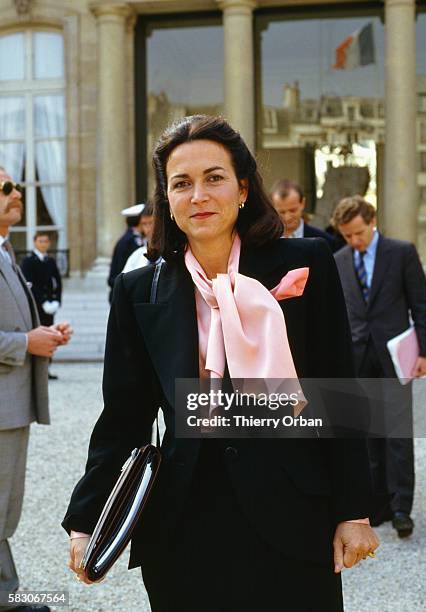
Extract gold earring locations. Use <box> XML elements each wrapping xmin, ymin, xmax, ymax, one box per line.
<box><xmin>170</xmin><ymin>210</ymin><xmax>174</xmax><ymax>221</ymax></box>
<box><xmin>239</xmin><ymin>201</ymin><xmax>245</xmax><ymax>209</ymax></box>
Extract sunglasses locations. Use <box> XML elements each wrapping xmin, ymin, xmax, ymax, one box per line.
<box><xmin>0</xmin><ymin>181</ymin><xmax>23</xmax><ymax>195</ymax></box>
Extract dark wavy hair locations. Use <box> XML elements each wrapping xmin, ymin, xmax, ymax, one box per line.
<box><xmin>148</xmin><ymin>115</ymin><xmax>283</xmax><ymax>262</ymax></box>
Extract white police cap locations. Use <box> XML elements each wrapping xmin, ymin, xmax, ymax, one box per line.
<box><xmin>121</xmin><ymin>203</ymin><xmax>145</xmax><ymax>217</ymax></box>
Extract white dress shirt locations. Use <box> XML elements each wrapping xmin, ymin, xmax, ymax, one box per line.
<box><xmin>33</xmin><ymin>247</ymin><xmax>48</xmax><ymax>262</ymax></box>
<box><xmin>122</xmin><ymin>244</ymin><xmax>149</xmax><ymax>273</ymax></box>
<box><xmin>0</xmin><ymin>234</ymin><xmax>13</xmax><ymax>265</ymax></box>
<box><xmin>288</xmin><ymin>220</ymin><xmax>304</xmax><ymax>239</ymax></box>
<box><xmin>353</xmin><ymin>230</ymin><xmax>379</xmax><ymax>288</ymax></box>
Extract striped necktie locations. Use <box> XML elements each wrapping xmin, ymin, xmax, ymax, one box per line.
<box><xmin>355</xmin><ymin>250</ymin><xmax>369</xmax><ymax>302</ymax></box>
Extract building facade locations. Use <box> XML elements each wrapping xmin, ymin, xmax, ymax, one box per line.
<box><xmin>0</xmin><ymin>0</ymin><xmax>426</xmax><ymax>274</ymax></box>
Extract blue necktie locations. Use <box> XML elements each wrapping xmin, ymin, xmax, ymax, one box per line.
<box><xmin>355</xmin><ymin>251</ymin><xmax>369</xmax><ymax>302</ymax></box>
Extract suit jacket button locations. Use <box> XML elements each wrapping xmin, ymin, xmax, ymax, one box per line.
<box><xmin>225</xmin><ymin>446</ymin><xmax>238</xmax><ymax>458</ymax></box>
<box><xmin>14</xmin><ymin>327</ymin><xmax>21</xmax><ymax>332</ymax></box>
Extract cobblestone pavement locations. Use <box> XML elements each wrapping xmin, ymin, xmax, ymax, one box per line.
<box><xmin>11</xmin><ymin>364</ymin><xmax>426</xmax><ymax>612</ymax></box>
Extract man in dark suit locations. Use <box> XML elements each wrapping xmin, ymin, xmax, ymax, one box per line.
<box><xmin>271</xmin><ymin>179</ymin><xmax>337</xmax><ymax>251</ymax></box>
<box><xmin>21</xmin><ymin>232</ymin><xmax>63</xmax><ymax>380</ymax></box>
<box><xmin>107</xmin><ymin>203</ymin><xmax>146</xmax><ymax>303</ymax></box>
<box><xmin>333</xmin><ymin>195</ymin><xmax>426</xmax><ymax>537</ymax></box>
<box><xmin>21</xmin><ymin>232</ymin><xmax>62</xmax><ymax>326</ymax></box>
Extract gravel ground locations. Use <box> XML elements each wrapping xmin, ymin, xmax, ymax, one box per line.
<box><xmin>10</xmin><ymin>364</ymin><xmax>426</xmax><ymax>612</ymax></box>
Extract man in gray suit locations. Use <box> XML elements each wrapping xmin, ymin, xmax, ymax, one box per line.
<box><xmin>333</xmin><ymin>195</ymin><xmax>426</xmax><ymax>538</ymax></box>
<box><xmin>0</xmin><ymin>166</ymin><xmax>72</xmax><ymax>611</ymax></box>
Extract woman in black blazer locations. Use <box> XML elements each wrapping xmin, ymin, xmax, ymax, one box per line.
<box><xmin>64</xmin><ymin>115</ymin><xmax>378</xmax><ymax>611</ymax></box>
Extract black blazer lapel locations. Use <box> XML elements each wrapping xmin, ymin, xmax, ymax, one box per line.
<box><xmin>367</xmin><ymin>235</ymin><xmax>391</xmax><ymax>309</ymax></box>
<box><xmin>133</xmin><ymin>261</ymin><xmax>199</xmax><ymax>408</ymax></box>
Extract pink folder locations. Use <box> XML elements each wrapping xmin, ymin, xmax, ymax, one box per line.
<box><xmin>387</xmin><ymin>327</ymin><xmax>419</xmax><ymax>384</ymax></box>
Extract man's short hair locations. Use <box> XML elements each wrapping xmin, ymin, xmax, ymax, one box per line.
<box><xmin>270</xmin><ymin>179</ymin><xmax>304</xmax><ymax>202</ymax></box>
<box><xmin>33</xmin><ymin>230</ymin><xmax>50</xmax><ymax>241</ymax></box>
<box><xmin>332</xmin><ymin>195</ymin><xmax>376</xmax><ymax>228</ymax></box>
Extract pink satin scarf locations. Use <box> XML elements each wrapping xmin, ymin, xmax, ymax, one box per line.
<box><xmin>184</xmin><ymin>235</ymin><xmax>309</xmax><ymax>388</ymax></box>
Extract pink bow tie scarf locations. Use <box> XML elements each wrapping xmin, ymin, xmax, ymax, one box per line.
<box><xmin>184</xmin><ymin>235</ymin><xmax>309</xmax><ymax>416</ymax></box>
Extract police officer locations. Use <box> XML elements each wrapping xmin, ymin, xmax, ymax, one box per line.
<box><xmin>107</xmin><ymin>203</ymin><xmax>146</xmax><ymax>303</ymax></box>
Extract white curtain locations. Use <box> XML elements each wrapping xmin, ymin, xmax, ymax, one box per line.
<box><xmin>34</xmin><ymin>94</ymin><xmax>66</xmax><ymax>248</ymax></box>
<box><xmin>0</xmin><ymin>96</ymin><xmax>25</xmax><ymax>179</ymax></box>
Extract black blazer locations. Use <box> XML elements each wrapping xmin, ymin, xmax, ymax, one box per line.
<box><xmin>20</xmin><ymin>252</ymin><xmax>62</xmax><ymax>306</ymax></box>
<box><xmin>334</xmin><ymin>235</ymin><xmax>426</xmax><ymax>376</ymax></box>
<box><xmin>63</xmin><ymin>238</ymin><xmax>371</xmax><ymax>568</ymax></box>
<box><xmin>303</xmin><ymin>222</ymin><xmax>337</xmax><ymax>252</ymax></box>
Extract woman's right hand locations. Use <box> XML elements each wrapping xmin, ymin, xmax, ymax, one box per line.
<box><xmin>69</xmin><ymin>537</ymin><xmax>96</xmax><ymax>585</ymax></box>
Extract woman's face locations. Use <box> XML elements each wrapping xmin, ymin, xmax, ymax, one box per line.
<box><xmin>166</xmin><ymin>139</ymin><xmax>247</xmax><ymax>247</ymax></box>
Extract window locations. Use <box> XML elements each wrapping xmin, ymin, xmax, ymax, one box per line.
<box><xmin>138</xmin><ymin>16</ymin><xmax>223</xmax><ymax>196</ymax></box>
<box><xmin>419</xmin><ymin>95</ymin><xmax>426</xmax><ymax>114</ymax></box>
<box><xmin>360</xmin><ymin>102</ymin><xmax>374</xmax><ymax>118</ymax></box>
<box><xmin>263</xmin><ymin>108</ymin><xmax>278</xmax><ymax>133</ymax></box>
<box><xmin>256</xmin><ymin>11</ymin><xmax>385</xmax><ymax>208</ymax></box>
<box><xmin>420</xmin><ymin>152</ymin><xmax>426</xmax><ymax>172</ymax></box>
<box><xmin>0</xmin><ymin>30</ymin><xmax>66</xmax><ymax>251</ymax></box>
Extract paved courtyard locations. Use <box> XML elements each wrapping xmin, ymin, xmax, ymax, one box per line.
<box><xmin>10</xmin><ymin>364</ymin><xmax>426</xmax><ymax>611</ymax></box>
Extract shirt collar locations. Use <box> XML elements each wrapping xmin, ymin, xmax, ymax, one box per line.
<box><xmin>33</xmin><ymin>248</ymin><xmax>47</xmax><ymax>261</ymax></box>
<box><xmin>368</xmin><ymin>229</ymin><xmax>379</xmax><ymax>255</ymax></box>
<box><xmin>355</xmin><ymin>229</ymin><xmax>379</xmax><ymax>258</ymax></box>
<box><xmin>0</xmin><ymin>235</ymin><xmax>11</xmax><ymax>263</ymax></box>
<box><xmin>289</xmin><ymin>219</ymin><xmax>304</xmax><ymax>239</ymax></box>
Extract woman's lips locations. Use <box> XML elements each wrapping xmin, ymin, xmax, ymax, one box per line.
<box><xmin>191</xmin><ymin>212</ymin><xmax>216</xmax><ymax>219</ymax></box>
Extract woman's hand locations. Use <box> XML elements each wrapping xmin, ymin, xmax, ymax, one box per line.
<box><xmin>412</xmin><ymin>355</ymin><xmax>426</xmax><ymax>378</ymax></box>
<box><xmin>333</xmin><ymin>523</ymin><xmax>380</xmax><ymax>573</ymax></box>
<box><xmin>69</xmin><ymin>537</ymin><xmax>96</xmax><ymax>585</ymax></box>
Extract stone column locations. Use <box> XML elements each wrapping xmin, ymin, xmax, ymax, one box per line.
<box><xmin>219</xmin><ymin>0</ymin><xmax>256</xmax><ymax>152</ymax></box>
<box><xmin>384</xmin><ymin>0</ymin><xmax>417</xmax><ymax>241</ymax></box>
<box><xmin>90</xmin><ymin>2</ymin><xmax>134</xmax><ymax>258</ymax></box>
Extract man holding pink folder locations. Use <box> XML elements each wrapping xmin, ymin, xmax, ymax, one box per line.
<box><xmin>333</xmin><ymin>196</ymin><xmax>426</xmax><ymax>538</ymax></box>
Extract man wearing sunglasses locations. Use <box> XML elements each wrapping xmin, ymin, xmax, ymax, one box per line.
<box><xmin>0</xmin><ymin>166</ymin><xmax>72</xmax><ymax>612</ymax></box>
<box><xmin>0</xmin><ymin>180</ymin><xmax>22</xmax><ymax>196</ymax></box>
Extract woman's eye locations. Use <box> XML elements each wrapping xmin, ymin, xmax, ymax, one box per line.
<box><xmin>173</xmin><ymin>181</ymin><xmax>189</xmax><ymax>189</ymax></box>
<box><xmin>208</xmin><ymin>174</ymin><xmax>224</xmax><ymax>183</ymax></box>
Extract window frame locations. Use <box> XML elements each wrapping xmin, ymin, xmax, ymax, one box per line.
<box><xmin>0</xmin><ymin>28</ymin><xmax>66</xmax><ymax>251</ymax></box>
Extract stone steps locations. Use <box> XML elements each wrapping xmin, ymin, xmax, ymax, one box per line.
<box><xmin>52</xmin><ymin>275</ymin><xmax>110</xmax><ymax>362</ymax></box>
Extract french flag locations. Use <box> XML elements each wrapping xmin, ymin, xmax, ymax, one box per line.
<box><xmin>333</xmin><ymin>23</ymin><xmax>375</xmax><ymax>70</ymax></box>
